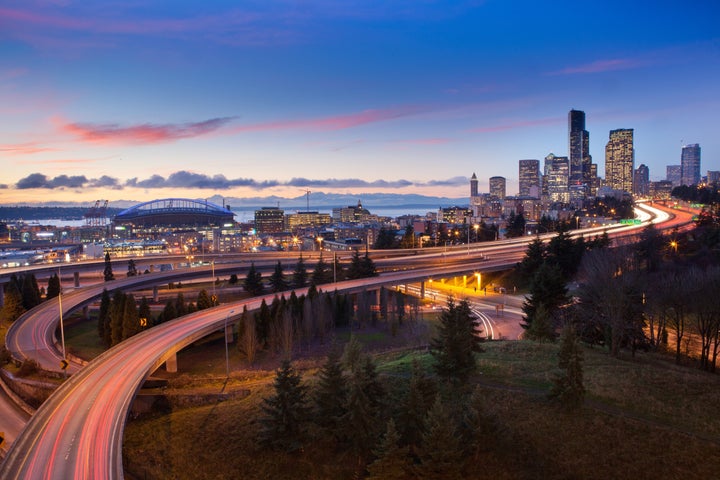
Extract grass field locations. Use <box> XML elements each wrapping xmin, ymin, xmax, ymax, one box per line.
<box><xmin>122</xmin><ymin>340</ymin><xmax>720</xmax><ymax>480</ymax></box>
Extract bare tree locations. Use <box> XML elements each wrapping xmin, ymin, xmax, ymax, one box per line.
<box><xmin>690</xmin><ymin>267</ymin><xmax>720</xmax><ymax>371</ymax></box>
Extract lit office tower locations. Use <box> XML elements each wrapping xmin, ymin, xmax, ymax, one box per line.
<box><xmin>681</xmin><ymin>144</ymin><xmax>701</xmax><ymax>186</ymax></box>
<box><xmin>470</xmin><ymin>172</ymin><xmax>479</xmax><ymax>197</ymax></box>
<box><xmin>568</xmin><ymin>109</ymin><xmax>591</xmax><ymax>187</ymax></box>
<box><xmin>519</xmin><ymin>159</ymin><xmax>541</xmax><ymax>197</ymax></box>
<box><xmin>605</xmin><ymin>128</ymin><xmax>634</xmax><ymax>194</ymax></box>
<box><xmin>489</xmin><ymin>176</ymin><xmax>506</xmax><ymax>199</ymax></box>
<box><xmin>666</xmin><ymin>165</ymin><xmax>682</xmax><ymax>186</ymax></box>
<box><xmin>634</xmin><ymin>164</ymin><xmax>649</xmax><ymax>197</ymax></box>
<box><xmin>544</xmin><ymin>153</ymin><xmax>570</xmax><ymax>203</ymax></box>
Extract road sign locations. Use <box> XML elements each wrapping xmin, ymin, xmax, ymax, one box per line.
<box><xmin>0</xmin><ymin>431</ymin><xmax>5</xmax><ymax>448</ymax></box>
<box><xmin>60</xmin><ymin>359</ymin><xmax>69</xmax><ymax>370</ymax></box>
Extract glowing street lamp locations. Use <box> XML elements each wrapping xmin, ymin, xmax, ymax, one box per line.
<box><xmin>316</xmin><ymin>236</ymin><xmax>324</xmax><ymax>252</ymax></box>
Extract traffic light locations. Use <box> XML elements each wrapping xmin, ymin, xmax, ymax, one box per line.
<box><xmin>60</xmin><ymin>359</ymin><xmax>69</xmax><ymax>370</ymax></box>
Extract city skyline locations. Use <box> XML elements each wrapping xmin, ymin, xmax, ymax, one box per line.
<box><xmin>1</xmin><ymin>1</ymin><xmax>719</xmax><ymax>205</ymax></box>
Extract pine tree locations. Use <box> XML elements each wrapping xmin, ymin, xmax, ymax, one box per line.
<box><xmin>243</xmin><ymin>262</ymin><xmax>264</xmax><ymax>296</ymax></box>
<box><xmin>520</xmin><ymin>261</ymin><xmax>567</xmax><ymax>339</ymax></box>
<box><xmin>361</xmin><ymin>251</ymin><xmax>378</xmax><ymax>277</ymax></box>
<box><xmin>313</xmin><ymin>346</ymin><xmax>348</xmax><ymax>437</ymax></box>
<box><xmin>398</xmin><ymin>360</ymin><xmax>437</xmax><ymax>449</ymax></box>
<box><xmin>175</xmin><ymin>292</ymin><xmax>187</xmax><ymax>317</ymax></box>
<box><xmin>550</xmin><ymin>325</ymin><xmax>585</xmax><ymax>410</ymax></box>
<box><xmin>21</xmin><ymin>274</ymin><xmax>41</xmax><ymax>310</ymax></box>
<box><xmin>126</xmin><ymin>258</ymin><xmax>138</xmax><ymax>277</ymax></box>
<box><xmin>196</xmin><ymin>289</ymin><xmax>212</xmax><ymax>310</ymax></box>
<box><xmin>341</xmin><ymin>363</ymin><xmax>381</xmax><ymax>461</ymax></box>
<box><xmin>46</xmin><ymin>273</ymin><xmax>61</xmax><ymax>300</ymax></box>
<box><xmin>109</xmin><ymin>290</ymin><xmax>126</xmax><ymax>346</ymax></box>
<box><xmin>517</xmin><ymin>237</ymin><xmax>546</xmax><ymax>285</ymax></box>
<box><xmin>259</xmin><ymin>360</ymin><xmax>310</xmax><ymax>452</ymax></box>
<box><xmin>122</xmin><ymin>294</ymin><xmax>141</xmax><ymax>340</ymax></box>
<box><xmin>430</xmin><ymin>298</ymin><xmax>481</xmax><ymax>384</ymax></box>
<box><xmin>414</xmin><ymin>396</ymin><xmax>463</xmax><ymax>480</ymax></box>
<box><xmin>255</xmin><ymin>299</ymin><xmax>271</xmax><ymax>347</ymax></box>
<box><xmin>292</xmin><ymin>255</ymin><xmax>308</xmax><ymax>289</ymax></box>
<box><xmin>366</xmin><ymin>419</ymin><xmax>411</xmax><ymax>480</ymax></box>
<box><xmin>269</xmin><ymin>260</ymin><xmax>289</xmax><ymax>293</ymax></box>
<box><xmin>98</xmin><ymin>288</ymin><xmax>111</xmax><ymax>343</ymax></box>
<box><xmin>1</xmin><ymin>283</ymin><xmax>26</xmax><ymax>323</ymax></box>
<box><xmin>138</xmin><ymin>296</ymin><xmax>152</xmax><ymax>329</ymax></box>
<box><xmin>103</xmin><ymin>252</ymin><xmax>114</xmax><ymax>281</ymax></box>
<box><xmin>346</xmin><ymin>249</ymin><xmax>364</xmax><ymax>279</ymax></box>
<box><xmin>311</xmin><ymin>255</ymin><xmax>332</xmax><ymax>286</ymax></box>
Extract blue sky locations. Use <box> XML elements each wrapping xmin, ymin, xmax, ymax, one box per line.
<box><xmin>1</xmin><ymin>0</ymin><xmax>718</xmax><ymax>204</ymax></box>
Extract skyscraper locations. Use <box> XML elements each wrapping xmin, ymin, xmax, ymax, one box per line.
<box><xmin>519</xmin><ymin>159</ymin><xmax>541</xmax><ymax>197</ymax></box>
<box><xmin>470</xmin><ymin>172</ymin><xmax>479</xmax><ymax>197</ymax></box>
<box><xmin>544</xmin><ymin>153</ymin><xmax>569</xmax><ymax>203</ymax></box>
<box><xmin>605</xmin><ymin>128</ymin><xmax>634</xmax><ymax>194</ymax></box>
<box><xmin>489</xmin><ymin>176</ymin><xmax>506</xmax><ymax>199</ymax></box>
<box><xmin>666</xmin><ymin>165</ymin><xmax>682</xmax><ymax>186</ymax></box>
<box><xmin>681</xmin><ymin>144</ymin><xmax>701</xmax><ymax>186</ymax></box>
<box><xmin>568</xmin><ymin>109</ymin><xmax>591</xmax><ymax>188</ymax></box>
<box><xmin>634</xmin><ymin>164</ymin><xmax>649</xmax><ymax>197</ymax></box>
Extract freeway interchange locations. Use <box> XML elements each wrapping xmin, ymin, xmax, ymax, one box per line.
<box><xmin>0</xmin><ymin>202</ymin><xmax>696</xmax><ymax>479</ymax></box>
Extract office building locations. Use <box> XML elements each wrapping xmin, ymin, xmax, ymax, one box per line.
<box><xmin>470</xmin><ymin>172</ymin><xmax>479</xmax><ymax>197</ymax></box>
<box><xmin>681</xmin><ymin>144</ymin><xmax>701</xmax><ymax>186</ymax></box>
<box><xmin>519</xmin><ymin>159</ymin><xmax>541</xmax><ymax>197</ymax></box>
<box><xmin>605</xmin><ymin>128</ymin><xmax>634</xmax><ymax>194</ymax></box>
<box><xmin>634</xmin><ymin>164</ymin><xmax>650</xmax><ymax>197</ymax></box>
<box><xmin>569</xmin><ymin>109</ymin><xmax>592</xmax><ymax>187</ymax></box>
<box><xmin>544</xmin><ymin>154</ymin><xmax>570</xmax><ymax>203</ymax></box>
<box><xmin>708</xmin><ymin>170</ymin><xmax>720</xmax><ymax>185</ymax></box>
<box><xmin>666</xmin><ymin>165</ymin><xmax>682</xmax><ymax>186</ymax></box>
<box><xmin>489</xmin><ymin>176</ymin><xmax>506</xmax><ymax>199</ymax></box>
<box><xmin>254</xmin><ymin>207</ymin><xmax>285</xmax><ymax>234</ymax></box>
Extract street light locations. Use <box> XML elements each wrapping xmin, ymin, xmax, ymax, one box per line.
<box><xmin>316</xmin><ymin>236</ymin><xmax>324</xmax><ymax>252</ymax></box>
<box><xmin>225</xmin><ymin>309</ymin><xmax>235</xmax><ymax>379</ymax></box>
<box><xmin>58</xmin><ymin>267</ymin><xmax>67</xmax><ymax>374</ymax></box>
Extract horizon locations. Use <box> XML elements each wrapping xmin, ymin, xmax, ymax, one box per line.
<box><xmin>1</xmin><ymin>1</ymin><xmax>718</xmax><ymax>204</ymax></box>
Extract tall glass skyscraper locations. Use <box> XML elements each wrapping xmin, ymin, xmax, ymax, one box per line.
<box><xmin>681</xmin><ymin>144</ymin><xmax>701</xmax><ymax>186</ymax></box>
<box><xmin>568</xmin><ymin>109</ymin><xmax>591</xmax><ymax>187</ymax></box>
<box><xmin>605</xmin><ymin>128</ymin><xmax>634</xmax><ymax>194</ymax></box>
<box><xmin>519</xmin><ymin>159</ymin><xmax>541</xmax><ymax>197</ymax></box>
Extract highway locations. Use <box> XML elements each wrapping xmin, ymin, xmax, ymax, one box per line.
<box><xmin>0</xmin><ymin>201</ymin><xmax>697</xmax><ymax>477</ymax></box>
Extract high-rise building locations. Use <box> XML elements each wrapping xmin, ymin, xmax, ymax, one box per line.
<box><xmin>681</xmin><ymin>144</ymin><xmax>701</xmax><ymax>186</ymax></box>
<box><xmin>605</xmin><ymin>128</ymin><xmax>634</xmax><ymax>194</ymax></box>
<box><xmin>666</xmin><ymin>165</ymin><xmax>682</xmax><ymax>186</ymax></box>
<box><xmin>470</xmin><ymin>172</ymin><xmax>479</xmax><ymax>197</ymax></box>
<box><xmin>569</xmin><ymin>109</ymin><xmax>592</xmax><ymax>188</ymax></box>
<box><xmin>708</xmin><ymin>170</ymin><xmax>720</xmax><ymax>185</ymax></box>
<box><xmin>254</xmin><ymin>207</ymin><xmax>285</xmax><ymax>234</ymax></box>
<box><xmin>519</xmin><ymin>159</ymin><xmax>541</xmax><ymax>197</ymax></box>
<box><xmin>544</xmin><ymin>153</ymin><xmax>570</xmax><ymax>203</ymax></box>
<box><xmin>489</xmin><ymin>176</ymin><xmax>506</xmax><ymax>199</ymax></box>
<box><xmin>634</xmin><ymin>164</ymin><xmax>650</xmax><ymax>196</ymax></box>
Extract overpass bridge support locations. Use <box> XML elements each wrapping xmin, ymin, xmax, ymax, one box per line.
<box><xmin>165</xmin><ymin>352</ymin><xmax>178</xmax><ymax>373</ymax></box>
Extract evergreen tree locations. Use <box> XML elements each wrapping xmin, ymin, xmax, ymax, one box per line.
<box><xmin>269</xmin><ymin>260</ymin><xmax>289</xmax><ymax>293</ymax></box>
<box><xmin>259</xmin><ymin>360</ymin><xmax>310</xmax><ymax>452</ymax></box>
<box><xmin>255</xmin><ymin>299</ymin><xmax>271</xmax><ymax>347</ymax></box>
<box><xmin>175</xmin><ymin>292</ymin><xmax>188</xmax><ymax>318</ymax></box>
<box><xmin>1</xmin><ymin>283</ymin><xmax>26</xmax><ymax>323</ymax></box>
<box><xmin>21</xmin><ymin>274</ymin><xmax>41</xmax><ymax>310</ymax></box>
<box><xmin>196</xmin><ymin>289</ymin><xmax>212</xmax><ymax>310</ymax></box>
<box><xmin>505</xmin><ymin>211</ymin><xmax>526</xmax><ymax>238</ymax></box>
<box><xmin>550</xmin><ymin>325</ymin><xmax>585</xmax><ymax>410</ymax></box>
<box><xmin>366</xmin><ymin>419</ymin><xmax>411</xmax><ymax>480</ymax></box>
<box><xmin>414</xmin><ymin>396</ymin><xmax>464</xmax><ymax>480</ymax></box>
<box><xmin>517</xmin><ymin>237</ymin><xmax>546</xmax><ymax>285</ymax></box>
<box><xmin>98</xmin><ymin>288</ymin><xmax>111</xmax><ymax>343</ymax></box>
<box><xmin>341</xmin><ymin>362</ymin><xmax>381</xmax><ymax>461</ymax></box>
<box><xmin>400</xmin><ymin>225</ymin><xmax>414</xmax><ymax>249</ymax></box>
<box><xmin>243</xmin><ymin>262</ymin><xmax>264</xmax><ymax>296</ymax></box>
<box><xmin>46</xmin><ymin>273</ymin><xmax>61</xmax><ymax>300</ymax></box>
<box><xmin>292</xmin><ymin>255</ymin><xmax>308</xmax><ymax>289</ymax></box>
<box><xmin>520</xmin><ymin>262</ymin><xmax>567</xmax><ymax>339</ymax></box>
<box><xmin>361</xmin><ymin>251</ymin><xmax>378</xmax><ymax>277</ymax></box>
<box><xmin>346</xmin><ymin>249</ymin><xmax>364</xmax><ymax>280</ymax></box>
<box><xmin>429</xmin><ymin>298</ymin><xmax>481</xmax><ymax>384</ymax></box>
<box><xmin>524</xmin><ymin>303</ymin><xmax>555</xmax><ymax>342</ymax></box>
<box><xmin>138</xmin><ymin>296</ymin><xmax>152</xmax><ymax>328</ymax></box>
<box><xmin>103</xmin><ymin>252</ymin><xmax>114</xmax><ymax>281</ymax></box>
<box><xmin>398</xmin><ymin>360</ymin><xmax>437</xmax><ymax>449</ymax></box>
<box><xmin>311</xmin><ymin>255</ymin><xmax>333</xmax><ymax>286</ymax></box>
<box><xmin>374</xmin><ymin>227</ymin><xmax>398</xmax><ymax>249</ymax></box>
<box><xmin>313</xmin><ymin>345</ymin><xmax>348</xmax><ymax>437</ymax></box>
<box><xmin>157</xmin><ymin>298</ymin><xmax>177</xmax><ymax>325</ymax></box>
<box><xmin>109</xmin><ymin>290</ymin><xmax>126</xmax><ymax>346</ymax></box>
<box><xmin>126</xmin><ymin>258</ymin><xmax>138</xmax><ymax>277</ymax></box>
<box><xmin>121</xmin><ymin>294</ymin><xmax>141</xmax><ymax>340</ymax></box>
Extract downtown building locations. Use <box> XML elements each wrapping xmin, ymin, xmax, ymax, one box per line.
<box><xmin>634</xmin><ymin>164</ymin><xmax>650</xmax><ymax>197</ymax></box>
<box><xmin>519</xmin><ymin>159</ymin><xmax>541</xmax><ymax>197</ymax></box>
<box><xmin>568</xmin><ymin>109</ymin><xmax>594</xmax><ymax>193</ymax></box>
<box><xmin>543</xmin><ymin>153</ymin><xmax>570</xmax><ymax>204</ymax></box>
<box><xmin>604</xmin><ymin>128</ymin><xmax>634</xmax><ymax>194</ymax></box>
<box><xmin>666</xmin><ymin>165</ymin><xmax>682</xmax><ymax>187</ymax></box>
<box><xmin>681</xmin><ymin>143</ymin><xmax>701</xmax><ymax>186</ymax></box>
<box><xmin>489</xmin><ymin>176</ymin><xmax>506</xmax><ymax>199</ymax></box>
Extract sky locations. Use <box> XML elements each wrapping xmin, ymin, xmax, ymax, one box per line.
<box><xmin>1</xmin><ymin>0</ymin><xmax>719</xmax><ymax>206</ymax></box>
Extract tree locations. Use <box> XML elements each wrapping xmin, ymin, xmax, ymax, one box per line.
<box><xmin>517</xmin><ymin>237</ymin><xmax>545</xmax><ymax>285</ymax></box>
<box><xmin>126</xmin><ymin>259</ymin><xmax>138</xmax><ymax>277</ymax></box>
<box><xmin>103</xmin><ymin>252</ymin><xmax>114</xmax><ymax>282</ymax></box>
<box><xmin>1</xmin><ymin>283</ymin><xmax>26</xmax><ymax>323</ymax></box>
<box><xmin>259</xmin><ymin>360</ymin><xmax>310</xmax><ymax>452</ymax></box>
<box><xmin>243</xmin><ymin>262</ymin><xmax>264</xmax><ymax>296</ymax></box>
<box><xmin>46</xmin><ymin>273</ymin><xmax>61</xmax><ymax>300</ymax></box>
<box><xmin>366</xmin><ymin>419</ymin><xmax>411</xmax><ymax>480</ymax></box>
<box><xmin>21</xmin><ymin>274</ymin><xmax>41</xmax><ymax>310</ymax></box>
<box><xmin>520</xmin><ymin>262</ymin><xmax>567</xmax><ymax>340</ymax></box>
<box><xmin>238</xmin><ymin>306</ymin><xmax>259</xmax><ymax>365</ymax></box>
<box><xmin>196</xmin><ymin>289</ymin><xmax>212</xmax><ymax>310</ymax></box>
<box><xmin>311</xmin><ymin>255</ymin><xmax>333</xmax><ymax>286</ymax></box>
<box><xmin>255</xmin><ymin>299</ymin><xmax>271</xmax><ymax>347</ymax></box>
<box><xmin>269</xmin><ymin>260</ymin><xmax>289</xmax><ymax>293</ymax></box>
<box><xmin>414</xmin><ymin>396</ymin><xmax>463</xmax><ymax>480</ymax></box>
<box><xmin>430</xmin><ymin>298</ymin><xmax>481</xmax><ymax>384</ymax></box>
<box><xmin>292</xmin><ymin>255</ymin><xmax>308</xmax><ymax>289</ymax></box>
<box><xmin>374</xmin><ymin>227</ymin><xmax>398</xmax><ymax>249</ymax></box>
<box><xmin>313</xmin><ymin>345</ymin><xmax>348</xmax><ymax>437</ymax></box>
<box><xmin>505</xmin><ymin>211</ymin><xmax>526</xmax><ymax>238</ymax></box>
<box><xmin>398</xmin><ymin>360</ymin><xmax>437</xmax><ymax>450</ymax></box>
<box><xmin>109</xmin><ymin>290</ymin><xmax>126</xmax><ymax>346</ymax></box>
<box><xmin>98</xmin><ymin>288</ymin><xmax>111</xmax><ymax>344</ymax></box>
<box><xmin>138</xmin><ymin>296</ymin><xmax>152</xmax><ymax>329</ymax></box>
<box><xmin>121</xmin><ymin>294</ymin><xmax>141</xmax><ymax>340</ymax></box>
<box><xmin>550</xmin><ymin>325</ymin><xmax>585</xmax><ymax>410</ymax></box>
<box><xmin>400</xmin><ymin>225</ymin><xmax>414</xmax><ymax>249</ymax></box>
<box><xmin>361</xmin><ymin>251</ymin><xmax>378</xmax><ymax>277</ymax></box>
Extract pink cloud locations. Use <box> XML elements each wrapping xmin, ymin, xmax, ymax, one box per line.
<box><xmin>467</xmin><ymin>116</ymin><xmax>564</xmax><ymax>133</ymax></box>
<box><xmin>547</xmin><ymin>58</ymin><xmax>651</xmax><ymax>75</ymax></box>
<box><xmin>0</xmin><ymin>142</ymin><xmax>56</xmax><ymax>155</ymax></box>
<box><xmin>55</xmin><ymin>117</ymin><xmax>234</xmax><ymax>145</ymax></box>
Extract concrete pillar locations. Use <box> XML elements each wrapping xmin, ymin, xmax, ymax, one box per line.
<box><xmin>153</xmin><ymin>286</ymin><xmax>159</xmax><ymax>303</ymax></box>
<box><xmin>404</xmin><ymin>284</ymin><xmax>408</xmax><ymax>294</ymax></box>
<box><xmin>165</xmin><ymin>352</ymin><xmax>178</xmax><ymax>373</ymax></box>
<box><xmin>74</xmin><ymin>271</ymin><xmax>80</xmax><ymax>288</ymax></box>
<box><xmin>0</xmin><ymin>285</ymin><xmax>4</xmax><ymax>308</ymax></box>
<box><xmin>83</xmin><ymin>305</ymin><xmax>89</xmax><ymax>320</ymax></box>
<box><xmin>225</xmin><ymin>322</ymin><xmax>234</xmax><ymax>343</ymax></box>
<box><xmin>420</xmin><ymin>281</ymin><xmax>425</xmax><ymax>299</ymax></box>
<box><xmin>463</xmin><ymin>275</ymin><xmax>467</xmax><ymax>288</ymax></box>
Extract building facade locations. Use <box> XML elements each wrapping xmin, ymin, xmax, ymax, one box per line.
<box><xmin>681</xmin><ymin>143</ymin><xmax>701</xmax><ymax>186</ymax></box>
<box><xmin>489</xmin><ymin>176</ymin><xmax>506</xmax><ymax>199</ymax></box>
<box><xmin>519</xmin><ymin>159</ymin><xmax>541</xmax><ymax>197</ymax></box>
<box><xmin>568</xmin><ymin>109</ymin><xmax>592</xmax><ymax>188</ymax></box>
<box><xmin>666</xmin><ymin>165</ymin><xmax>682</xmax><ymax>186</ymax></box>
<box><xmin>634</xmin><ymin>163</ymin><xmax>650</xmax><ymax>197</ymax></box>
<box><xmin>604</xmin><ymin>128</ymin><xmax>634</xmax><ymax>194</ymax></box>
<box><xmin>254</xmin><ymin>207</ymin><xmax>285</xmax><ymax>234</ymax></box>
<box><xmin>470</xmin><ymin>172</ymin><xmax>479</xmax><ymax>197</ymax></box>
<box><xmin>544</xmin><ymin>154</ymin><xmax>570</xmax><ymax>203</ymax></box>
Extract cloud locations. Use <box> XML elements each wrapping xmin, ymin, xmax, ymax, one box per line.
<box><xmin>0</xmin><ymin>142</ymin><xmax>56</xmax><ymax>155</ymax></box>
<box><xmin>467</xmin><ymin>116</ymin><xmax>563</xmax><ymax>133</ymax></box>
<box><xmin>546</xmin><ymin>58</ymin><xmax>651</xmax><ymax>76</ymax></box>
<box><xmin>56</xmin><ymin>117</ymin><xmax>235</xmax><ymax>145</ymax></box>
<box><xmin>15</xmin><ymin>172</ymin><xmax>106</xmax><ymax>189</ymax></box>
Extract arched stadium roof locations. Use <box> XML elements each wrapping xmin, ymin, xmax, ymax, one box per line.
<box><xmin>113</xmin><ymin>198</ymin><xmax>234</xmax><ymax>227</ymax></box>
